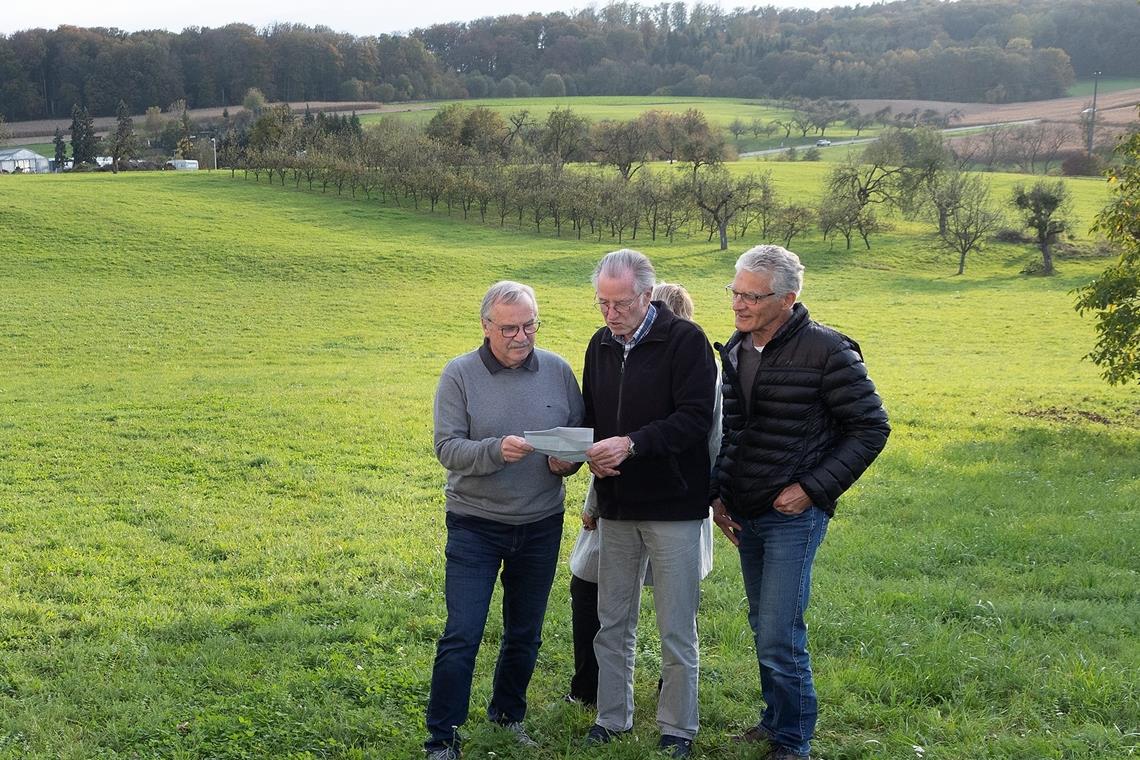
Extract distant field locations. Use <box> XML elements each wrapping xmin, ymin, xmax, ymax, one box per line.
<box><xmin>1067</xmin><ymin>77</ymin><xmax>1140</xmax><ymax>97</ymax></box>
<box><xmin>0</xmin><ymin>169</ymin><xmax>1136</xmax><ymax>759</ymax></box>
<box><xmin>358</xmin><ymin>96</ymin><xmax>785</xmax><ymax>126</ymax></box>
<box><xmin>19</xmin><ymin>143</ymin><xmax>55</xmax><ymax>158</ymax></box>
<box><xmin>360</xmin><ymin>96</ymin><xmax>874</xmax><ymax>153</ymax></box>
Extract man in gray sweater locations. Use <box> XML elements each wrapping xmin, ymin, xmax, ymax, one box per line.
<box><xmin>424</xmin><ymin>281</ymin><xmax>584</xmax><ymax>760</ymax></box>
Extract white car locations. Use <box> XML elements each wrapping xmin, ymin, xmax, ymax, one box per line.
<box><xmin>815</xmin><ymin>139</ymin><xmax>832</xmax><ymax>147</ymax></box>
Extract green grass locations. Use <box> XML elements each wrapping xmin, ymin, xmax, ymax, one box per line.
<box><xmin>0</xmin><ymin>169</ymin><xmax>1137</xmax><ymax>760</ymax></box>
<box><xmin>16</xmin><ymin>143</ymin><xmax>55</xmax><ymax>159</ymax></box>
<box><xmin>362</xmin><ymin>96</ymin><xmax>788</xmax><ymax>127</ymax></box>
<box><xmin>365</xmin><ymin>96</ymin><xmax>877</xmax><ymax>154</ymax></box>
<box><xmin>1067</xmin><ymin>77</ymin><xmax>1140</xmax><ymax>97</ymax></box>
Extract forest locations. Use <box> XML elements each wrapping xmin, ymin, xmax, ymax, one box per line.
<box><xmin>1</xmin><ymin>0</ymin><xmax>1138</xmax><ymax>121</ymax></box>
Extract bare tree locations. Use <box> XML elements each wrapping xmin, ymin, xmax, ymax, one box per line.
<box><xmin>773</xmin><ymin>203</ymin><xmax>815</xmax><ymax>248</ymax></box>
<box><xmin>690</xmin><ymin>167</ymin><xmax>760</xmax><ymax>250</ymax></box>
<box><xmin>728</xmin><ymin>117</ymin><xmax>748</xmax><ymax>142</ymax></box>
<box><xmin>750</xmin><ymin>117</ymin><xmax>778</xmax><ymax>140</ymax></box>
<box><xmin>940</xmin><ymin>175</ymin><xmax>1004</xmax><ymax>275</ymax></box>
<box><xmin>1005</xmin><ymin>123</ymin><xmax>1072</xmax><ymax>174</ymax></box>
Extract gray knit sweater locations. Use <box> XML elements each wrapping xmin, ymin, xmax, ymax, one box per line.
<box><xmin>433</xmin><ymin>342</ymin><xmax>585</xmax><ymax>525</ymax></box>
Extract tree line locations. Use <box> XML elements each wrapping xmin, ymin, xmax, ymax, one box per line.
<box><xmin>2</xmin><ymin>0</ymin><xmax>1138</xmax><ymax>121</ymax></box>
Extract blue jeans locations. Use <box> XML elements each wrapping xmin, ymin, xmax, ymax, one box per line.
<box><xmin>424</xmin><ymin>511</ymin><xmax>563</xmax><ymax>753</ymax></box>
<box><xmin>734</xmin><ymin>506</ymin><xmax>829</xmax><ymax>757</ymax></box>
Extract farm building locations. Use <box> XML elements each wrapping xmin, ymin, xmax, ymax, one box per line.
<box><xmin>0</xmin><ymin>148</ymin><xmax>50</xmax><ymax>174</ymax></box>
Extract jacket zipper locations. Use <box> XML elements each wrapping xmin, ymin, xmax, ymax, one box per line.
<box><xmin>615</xmin><ymin>350</ymin><xmax>626</xmax><ymax>431</ymax></box>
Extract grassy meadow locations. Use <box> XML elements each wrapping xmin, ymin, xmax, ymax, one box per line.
<box><xmin>363</xmin><ymin>96</ymin><xmax>868</xmax><ymax>154</ymax></box>
<box><xmin>0</xmin><ymin>168</ymin><xmax>1137</xmax><ymax>760</ymax></box>
<box><xmin>1067</xmin><ymin>77</ymin><xmax>1140</xmax><ymax>97</ymax></box>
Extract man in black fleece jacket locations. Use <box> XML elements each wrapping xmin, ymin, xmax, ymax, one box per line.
<box><xmin>581</xmin><ymin>249</ymin><xmax>717</xmax><ymax>758</ymax></box>
<box><xmin>711</xmin><ymin>245</ymin><xmax>889</xmax><ymax>760</ymax></box>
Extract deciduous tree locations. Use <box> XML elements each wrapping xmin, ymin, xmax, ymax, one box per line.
<box><xmin>1074</xmin><ymin>118</ymin><xmax>1140</xmax><ymax>385</ymax></box>
<box><xmin>592</xmin><ymin>117</ymin><xmax>653</xmax><ymax>181</ymax></box>
<box><xmin>773</xmin><ymin>203</ymin><xmax>814</xmax><ymax>248</ymax></box>
<box><xmin>939</xmin><ymin>174</ymin><xmax>1004</xmax><ymax>275</ymax></box>
<box><xmin>1010</xmin><ymin>180</ymin><xmax>1072</xmax><ymax>275</ymax></box>
<box><xmin>690</xmin><ymin>167</ymin><xmax>760</xmax><ymax>250</ymax></box>
<box><xmin>540</xmin><ymin>107</ymin><xmax>590</xmax><ymax>171</ymax></box>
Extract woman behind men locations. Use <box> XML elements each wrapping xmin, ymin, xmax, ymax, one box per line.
<box><xmin>566</xmin><ymin>281</ymin><xmax>721</xmax><ymax>706</ymax></box>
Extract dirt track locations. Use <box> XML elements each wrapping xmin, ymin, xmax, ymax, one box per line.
<box><xmin>848</xmin><ymin>88</ymin><xmax>1140</xmax><ymax>127</ymax></box>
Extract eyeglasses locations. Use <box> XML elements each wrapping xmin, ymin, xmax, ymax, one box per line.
<box><xmin>726</xmin><ymin>285</ymin><xmax>777</xmax><ymax>305</ymax></box>
<box><xmin>485</xmin><ymin>319</ymin><xmax>540</xmax><ymax>338</ymax></box>
<box><xmin>594</xmin><ymin>297</ymin><xmax>640</xmax><ymax>314</ymax></box>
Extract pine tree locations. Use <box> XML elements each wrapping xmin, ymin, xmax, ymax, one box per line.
<box><xmin>53</xmin><ymin>127</ymin><xmax>67</xmax><ymax>169</ymax></box>
<box><xmin>69</xmin><ymin>105</ymin><xmax>98</xmax><ymax>166</ymax></box>
<box><xmin>108</xmin><ymin>100</ymin><xmax>139</xmax><ymax>173</ymax></box>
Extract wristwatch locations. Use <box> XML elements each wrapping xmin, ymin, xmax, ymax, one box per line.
<box><xmin>625</xmin><ymin>437</ymin><xmax>636</xmax><ymax>458</ymax></box>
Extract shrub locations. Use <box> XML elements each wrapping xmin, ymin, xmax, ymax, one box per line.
<box><xmin>994</xmin><ymin>227</ymin><xmax>1033</xmax><ymax>243</ymax></box>
<box><xmin>1061</xmin><ymin>152</ymin><xmax>1105</xmax><ymax>176</ymax></box>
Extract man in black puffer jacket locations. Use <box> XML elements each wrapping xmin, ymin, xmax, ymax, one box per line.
<box><xmin>711</xmin><ymin>245</ymin><xmax>889</xmax><ymax>760</ymax></box>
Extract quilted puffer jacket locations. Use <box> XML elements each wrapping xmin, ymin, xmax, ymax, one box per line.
<box><xmin>712</xmin><ymin>303</ymin><xmax>890</xmax><ymax>518</ymax></box>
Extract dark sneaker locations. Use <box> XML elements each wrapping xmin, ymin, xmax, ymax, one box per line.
<box><xmin>425</xmin><ymin>746</ymin><xmax>460</xmax><ymax>760</ymax></box>
<box><xmin>659</xmin><ymin>734</ymin><xmax>693</xmax><ymax>757</ymax></box>
<box><xmin>765</xmin><ymin>745</ymin><xmax>810</xmax><ymax>760</ymax></box>
<box><xmin>734</xmin><ymin>724</ymin><xmax>775</xmax><ymax>744</ymax></box>
<box><xmin>585</xmin><ymin>724</ymin><xmax>631</xmax><ymax>744</ymax></box>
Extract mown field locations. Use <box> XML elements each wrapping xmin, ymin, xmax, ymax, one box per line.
<box><xmin>361</xmin><ymin>96</ymin><xmax>866</xmax><ymax>154</ymax></box>
<box><xmin>0</xmin><ymin>168</ymin><xmax>1137</xmax><ymax>760</ymax></box>
<box><xmin>1067</xmin><ymin>77</ymin><xmax>1140</xmax><ymax>97</ymax></box>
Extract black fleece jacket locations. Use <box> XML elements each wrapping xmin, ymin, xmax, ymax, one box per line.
<box><xmin>582</xmin><ymin>301</ymin><xmax>717</xmax><ymax>521</ymax></box>
<box><xmin>712</xmin><ymin>303</ymin><xmax>890</xmax><ymax>518</ymax></box>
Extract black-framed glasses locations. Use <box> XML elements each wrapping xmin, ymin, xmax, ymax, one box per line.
<box><xmin>485</xmin><ymin>319</ymin><xmax>540</xmax><ymax>338</ymax></box>
<box><xmin>594</xmin><ymin>297</ymin><xmax>639</xmax><ymax>314</ymax></box>
<box><xmin>725</xmin><ymin>285</ymin><xmax>777</xmax><ymax>305</ymax></box>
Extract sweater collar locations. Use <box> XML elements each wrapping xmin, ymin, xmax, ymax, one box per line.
<box><xmin>479</xmin><ymin>339</ymin><xmax>539</xmax><ymax>374</ymax></box>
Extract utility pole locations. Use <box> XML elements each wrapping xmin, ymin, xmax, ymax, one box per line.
<box><xmin>1087</xmin><ymin>71</ymin><xmax>1101</xmax><ymax>156</ymax></box>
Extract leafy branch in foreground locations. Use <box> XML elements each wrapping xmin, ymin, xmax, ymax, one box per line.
<box><xmin>1075</xmin><ymin>115</ymin><xmax>1140</xmax><ymax>385</ymax></box>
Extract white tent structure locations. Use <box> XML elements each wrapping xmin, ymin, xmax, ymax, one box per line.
<box><xmin>0</xmin><ymin>148</ymin><xmax>50</xmax><ymax>174</ymax></box>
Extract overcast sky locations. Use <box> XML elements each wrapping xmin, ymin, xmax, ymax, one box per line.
<box><xmin>1</xmin><ymin>0</ymin><xmax>847</xmax><ymax>36</ymax></box>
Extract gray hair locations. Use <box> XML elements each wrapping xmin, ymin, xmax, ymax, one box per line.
<box><xmin>652</xmin><ymin>282</ymin><xmax>693</xmax><ymax>319</ymax></box>
<box><xmin>481</xmin><ymin>280</ymin><xmax>537</xmax><ymax>320</ymax></box>
<box><xmin>735</xmin><ymin>245</ymin><xmax>804</xmax><ymax>297</ymax></box>
<box><xmin>592</xmin><ymin>249</ymin><xmax>656</xmax><ymax>295</ymax></box>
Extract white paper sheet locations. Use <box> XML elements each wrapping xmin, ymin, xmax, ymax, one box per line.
<box><xmin>523</xmin><ymin>426</ymin><xmax>594</xmax><ymax>462</ymax></box>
